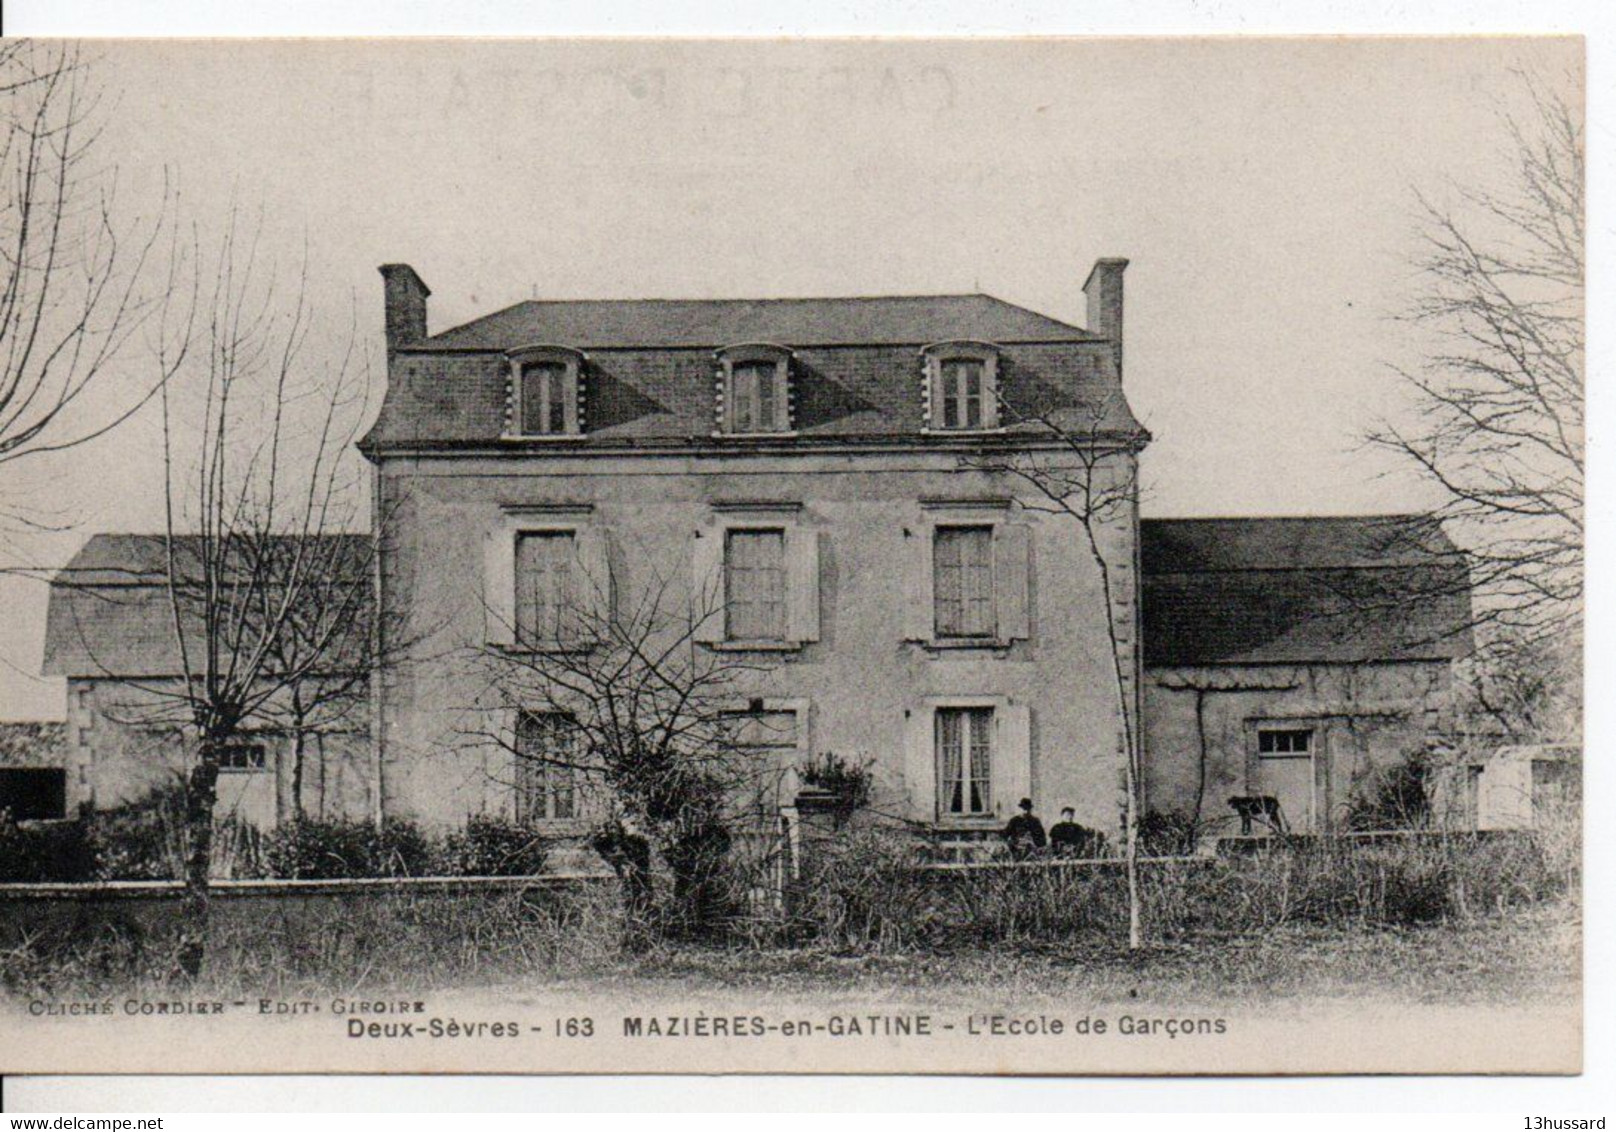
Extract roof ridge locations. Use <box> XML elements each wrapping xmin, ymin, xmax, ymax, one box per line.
<box><xmin>1144</xmin><ymin>512</ymin><xmax>1438</xmax><ymax>523</ymax></box>
<box><xmin>509</xmin><ymin>292</ymin><xmax>1004</xmax><ymax>304</ymax></box>
<box><xmin>423</xmin><ymin>291</ymin><xmax>1091</xmax><ymax>346</ymax></box>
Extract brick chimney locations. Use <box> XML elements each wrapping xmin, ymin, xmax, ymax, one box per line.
<box><xmin>379</xmin><ymin>263</ymin><xmax>430</xmax><ymax>351</ymax></box>
<box><xmin>1082</xmin><ymin>257</ymin><xmax>1128</xmax><ymax>374</ymax></box>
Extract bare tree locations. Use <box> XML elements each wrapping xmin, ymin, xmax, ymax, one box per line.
<box><xmin>963</xmin><ymin>396</ymin><xmax>1149</xmax><ymax>949</ymax></box>
<box><xmin>1369</xmin><ymin>70</ymin><xmax>1583</xmax><ymax>660</ymax></box>
<box><xmin>145</xmin><ymin>212</ymin><xmax>377</xmax><ymax>976</ymax></box>
<box><xmin>0</xmin><ymin>41</ymin><xmax>166</xmax><ymax>530</ymax></box>
<box><xmin>1449</xmin><ymin>625</ymin><xmax>1580</xmax><ymax>746</ymax></box>
<box><xmin>471</xmin><ymin>551</ymin><xmax>786</xmax><ymax>949</ymax></box>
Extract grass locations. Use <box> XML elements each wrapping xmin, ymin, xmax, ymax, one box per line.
<box><xmin>555</xmin><ymin>895</ymin><xmax>1580</xmax><ymax>1012</ymax></box>
<box><xmin>0</xmin><ymin>890</ymin><xmax>1579</xmax><ymax>1014</ymax></box>
<box><xmin>0</xmin><ymin>830</ymin><xmax>1580</xmax><ymax>1011</ymax></box>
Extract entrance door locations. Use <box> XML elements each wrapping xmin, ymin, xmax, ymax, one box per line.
<box><xmin>1255</xmin><ymin>727</ymin><xmax>1316</xmax><ymax>834</ymax></box>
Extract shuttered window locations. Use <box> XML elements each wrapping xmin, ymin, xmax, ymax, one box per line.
<box><xmin>515</xmin><ymin>710</ymin><xmax>578</xmax><ymax>822</ymax></box>
<box><xmin>515</xmin><ymin>531</ymin><xmax>576</xmax><ymax>646</ymax></box>
<box><xmin>937</xmin><ymin>707</ymin><xmax>993</xmax><ymax>817</ymax></box>
<box><xmin>721</xmin><ymin>708</ymin><xmax>800</xmax><ymax>818</ymax></box>
<box><xmin>725</xmin><ymin>528</ymin><xmax>786</xmax><ymax>641</ymax></box>
<box><xmin>933</xmin><ymin>526</ymin><xmax>994</xmax><ymax>638</ymax></box>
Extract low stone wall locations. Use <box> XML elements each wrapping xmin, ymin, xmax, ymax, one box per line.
<box><xmin>0</xmin><ymin>874</ymin><xmax>613</xmax><ymax>950</ymax></box>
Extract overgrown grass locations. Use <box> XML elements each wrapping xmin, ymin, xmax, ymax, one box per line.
<box><xmin>0</xmin><ymin>883</ymin><xmax>623</xmax><ymax>1002</ymax></box>
<box><xmin>792</xmin><ymin>826</ymin><xmax>1569</xmax><ymax>951</ymax></box>
<box><xmin>0</xmin><ymin>827</ymin><xmax>1576</xmax><ymax>1003</ymax></box>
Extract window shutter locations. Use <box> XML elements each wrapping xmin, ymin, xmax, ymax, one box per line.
<box><xmin>560</xmin><ymin>366</ymin><xmax>579</xmax><ymax>434</ymax></box>
<box><xmin>483</xmin><ymin>526</ymin><xmax>515</xmax><ymax>647</ymax></box>
<box><xmin>785</xmin><ymin>526</ymin><xmax>821</xmax><ymax>643</ymax></box>
<box><xmin>981</xmin><ymin>356</ymin><xmax>1000</xmax><ymax>428</ymax></box>
<box><xmin>691</xmin><ymin>528</ymin><xmax>726</xmax><ymax>643</ymax></box>
<box><xmin>774</xmin><ymin>360</ymin><xmax>791</xmax><ymax>431</ymax></box>
<box><xmin>575</xmin><ymin>527</ymin><xmax>613</xmax><ymax>637</ymax></box>
<box><xmin>901</xmin><ymin>525</ymin><xmax>935</xmax><ymax>641</ymax></box>
<box><xmin>994</xmin><ymin>522</ymin><xmax>1032</xmax><ymax>640</ymax></box>
<box><xmin>996</xmin><ymin>702</ymin><xmax>1032</xmax><ymax>819</ymax></box>
<box><xmin>903</xmin><ymin>706</ymin><xmax>937</xmax><ymax>824</ymax></box>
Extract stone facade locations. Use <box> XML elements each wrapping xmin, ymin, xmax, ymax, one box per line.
<box><xmin>363</xmin><ymin>261</ymin><xmax>1148</xmax><ymax>838</ymax></box>
<box><xmin>1141</xmin><ymin>661</ymin><xmax>1453</xmax><ymax>836</ymax></box>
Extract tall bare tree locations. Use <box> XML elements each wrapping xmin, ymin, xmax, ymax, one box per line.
<box><xmin>472</xmin><ymin>551</ymin><xmax>786</xmax><ymax>949</ymax></box>
<box><xmin>1369</xmin><ymin>70</ymin><xmax>1583</xmax><ymax>663</ymax></box>
<box><xmin>964</xmin><ymin>395</ymin><xmax>1149</xmax><ymax>949</ymax></box>
<box><xmin>148</xmin><ymin>212</ymin><xmax>378</xmax><ymax>976</ymax></box>
<box><xmin>255</xmin><ymin>532</ymin><xmax>376</xmax><ymax>821</ymax></box>
<box><xmin>0</xmin><ymin>41</ymin><xmax>165</xmax><ymax>529</ymax></box>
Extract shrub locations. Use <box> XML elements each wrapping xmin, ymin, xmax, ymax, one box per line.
<box><xmin>263</xmin><ymin>817</ymin><xmax>434</xmax><ymax>879</ymax></box>
<box><xmin>1345</xmin><ymin>750</ymin><xmax>1433</xmax><ymax>831</ymax></box>
<box><xmin>0</xmin><ymin>788</ymin><xmax>269</xmax><ymax>883</ymax></box>
<box><xmin>85</xmin><ymin>788</ymin><xmax>185</xmax><ymax>880</ymax></box>
<box><xmin>0</xmin><ymin>811</ymin><xmax>97</xmax><ymax>882</ymax></box>
<box><xmin>798</xmin><ymin>752</ymin><xmax>874</xmax><ymax>815</ymax></box>
<box><xmin>791</xmin><ymin>824</ymin><xmax>942</xmax><ymax>949</ymax></box>
<box><xmin>1138</xmin><ymin>810</ymin><xmax>1198</xmax><ymax>856</ymax></box>
<box><xmin>438</xmin><ymin>816</ymin><xmax>549</xmax><ymax>877</ymax></box>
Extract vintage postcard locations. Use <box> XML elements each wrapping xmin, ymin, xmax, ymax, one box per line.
<box><xmin>0</xmin><ymin>36</ymin><xmax>1583</xmax><ymax>1076</ymax></box>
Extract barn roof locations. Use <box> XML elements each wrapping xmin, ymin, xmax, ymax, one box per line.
<box><xmin>42</xmin><ymin>533</ymin><xmax>372</xmax><ymax>678</ymax></box>
<box><xmin>1141</xmin><ymin>515</ymin><xmax>1472</xmax><ymax>666</ymax></box>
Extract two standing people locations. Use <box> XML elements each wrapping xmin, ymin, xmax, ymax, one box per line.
<box><xmin>1001</xmin><ymin>798</ymin><xmax>1107</xmax><ymax>859</ymax></box>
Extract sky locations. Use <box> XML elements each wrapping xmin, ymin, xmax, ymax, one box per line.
<box><xmin>0</xmin><ymin>36</ymin><xmax>1583</xmax><ymax>720</ymax></box>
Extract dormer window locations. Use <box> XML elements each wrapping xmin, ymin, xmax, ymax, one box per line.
<box><xmin>922</xmin><ymin>342</ymin><xmax>1000</xmax><ymax>431</ymax></box>
<box><xmin>717</xmin><ymin>345</ymin><xmax>792</xmax><ymax>435</ymax></box>
<box><xmin>508</xmin><ymin>345</ymin><xmax>584</xmax><ymax>437</ymax></box>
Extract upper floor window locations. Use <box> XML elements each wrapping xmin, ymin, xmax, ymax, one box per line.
<box><xmin>902</xmin><ymin>509</ymin><xmax>1031</xmax><ymax>647</ymax></box>
<box><xmin>691</xmin><ymin>510</ymin><xmax>821</xmax><ymax>649</ymax></box>
<box><xmin>484</xmin><ymin>511</ymin><xmax>611</xmax><ymax>651</ymax></box>
<box><xmin>922</xmin><ymin>342</ymin><xmax>1000</xmax><ymax>431</ymax></box>
<box><xmin>508</xmin><ymin>346</ymin><xmax>584</xmax><ymax>436</ymax></box>
<box><xmin>717</xmin><ymin>345</ymin><xmax>792</xmax><ymax>434</ymax></box>
<box><xmin>934</xmin><ymin>525</ymin><xmax>995</xmax><ymax>638</ymax></box>
<box><xmin>516</xmin><ymin>530</ymin><xmax>578</xmax><ymax>646</ymax></box>
<box><xmin>725</xmin><ymin>528</ymin><xmax>787</xmax><ymax>641</ymax></box>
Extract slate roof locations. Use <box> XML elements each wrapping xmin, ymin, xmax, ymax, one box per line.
<box><xmin>365</xmin><ymin>293</ymin><xmax>1140</xmax><ymax>451</ymax></box>
<box><xmin>1141</xmin><ymin>515</ymin><xmax>1472</xmax><ymax>666</ymax></box>
<box><xmin>0</xmin><ymin>722</ymin><xmax>65</xmax><ymax>767</ymax></box>
<box><xmin>42</xmin><ymin>533</ymin><xmax>372</xmax><ymax>678</ymax></box>
<box><xmin>416</xmin><ymin>294</ymin><xmax>1102</xmax><ymax>351</ymax></box>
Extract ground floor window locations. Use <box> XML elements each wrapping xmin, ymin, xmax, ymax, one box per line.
<box><xmin>515</xmin><ymin>710</ymin><xmax>578</xmax><ymax>822</ymax></box>
<box><xmin>936</xmin><ymin>706</ymin><xmax>993</xmax><ymax>817</ymax></box>
<box><xmin>719</xmin><ymin>706</ymin><xmax>800</xmax><ymax>819</ymax></box>
<box><xmin>0</xmin><ymin>768</ymin><xmax>67</xmax><ymax>820</ymax></box>
<box><xmin>1257</xmin><ymin>727</ymin><xmax>1312</xmax><ymax>755</ymax></box>
<box><xmin>216</xmin><ymin>742</ymin><xmax>268</xmax><ymax>771</ymax></box>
